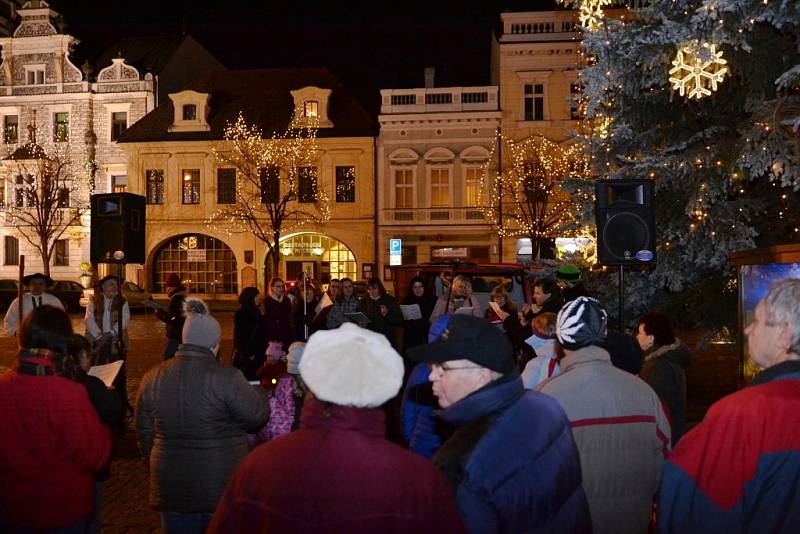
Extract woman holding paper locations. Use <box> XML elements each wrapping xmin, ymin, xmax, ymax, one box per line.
<box><xmin>401</xmin><ymin>276</ymin><xmax>436</xmax><ymax>349</ymax></box>
<box><xmin>429</xmin><ymin>275</ymin><xmax>483</xmax><ymax>323</ymax></box>
<box><xmin>485</xmin><ymin>286</ymin><xmax>523</xmax><ymax>352</ymax></box>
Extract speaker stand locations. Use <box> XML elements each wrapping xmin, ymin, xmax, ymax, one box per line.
<box><xmin>618</xmin><ymin>265</ymin><xmax>624</xmax><ymax>333</ymax></box>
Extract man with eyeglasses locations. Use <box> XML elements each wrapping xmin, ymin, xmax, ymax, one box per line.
<box><xmin>408</xmin><ymin>314</ymin><xmax>590</xmax><ymax>533</ymax></box>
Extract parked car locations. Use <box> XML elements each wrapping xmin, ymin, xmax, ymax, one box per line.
<box><xmin>50</xmin><ymin>280</ymin><xmax>84</xmax><ymax>312</ymax></box>
<box><xmin>79</xmin><ymin>280</ymin><xmax>154</xmax><ymax>311</ymax></box>
<box><xmin>0</xmin><ymin>279</ymin><xmax>19</xmax><ymax>312</ymax></box>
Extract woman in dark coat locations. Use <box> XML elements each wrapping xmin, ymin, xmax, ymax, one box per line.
<box><xmin>356</xmin><ymin>278</ymin><xmax>403</xmax><ymax>348</ymax></box>
<box><xmin>233</xmin><ymin>287</ymin><xmax>266</xmax><ymax>380</ymax></box>
<box><xmin>401</xmin><ymin>276</ymin><xmax>436</xmax><ymax>350</ymax></box>
<box><xmin>261</xmin><ymin>277</ymin><xmax>293</xmax><ymax>353</ymax></box>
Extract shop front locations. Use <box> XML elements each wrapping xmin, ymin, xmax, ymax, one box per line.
<box><xmin>278</xmin><ymin>233</ymin><xmax>357</xmax><ymax>283</ymax></box>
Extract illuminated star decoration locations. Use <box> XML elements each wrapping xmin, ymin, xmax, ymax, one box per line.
<box><xmin>668</xmin><ymin>41</ymin><xmax>729</xmax><ymax>100</ymax></box>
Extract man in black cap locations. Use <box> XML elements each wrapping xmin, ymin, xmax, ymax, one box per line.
<box><xmin>408</xmin><ymin>314</ymin><xmax>590</xmax><ymax>534</ymax></box>
<box><xmin>3</xmin><ymin>273</ymin><xmax>63</xmax><ymax>336</ymax></box>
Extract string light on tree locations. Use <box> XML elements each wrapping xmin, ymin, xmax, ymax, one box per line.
<box><xmin>668</xmin><ymin>41</ymin><xmax>729</xmax><ymax>100</ymax></box>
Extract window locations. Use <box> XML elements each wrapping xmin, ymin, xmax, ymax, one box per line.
<box><xmin>3</xmin><ymin>115</ymin><xmax>18</xmax><ymax>144</ymax></box>
<box><xmin>430</xmin><ymin>168</ymin><xmax>450</xmax><ymax>207</ymax></box>
<box><xmin>53</xmin><ymin>112</ymin><xmax>69</xmax><ymax>142</ymax></box>
<box><xmin>14</xmin><ymin>174</ymin><xmax>32</xmax><ymax>208</ymax></box>
<box><xmin>153</xmin><ymin>234</ymin><xmax>238</xmax><ymax>294</ymax></box>
<box><xmin>298</xmin><ymin>166</ymin><xmax>317</xmax><ymax>203</ymax></box>
<box><xmin>217</xmin><ymin>168</ymin><xmax>236</xmax><ymax>204</ymax></box>
<box><xmin>26</xmin><ymin>67</ymin><xmax>45</xmax><ymax>85</ymax></box>
<box><xmin>111</xmin><ymin>112</ymin><xmax>127</xmax><ymax>141</ymax></box>
<box><xmin>4</xmin><ymin>236</ymin><xmax>18</xmax><ymax>265</ymax></box>
<box><xmin>54</xmin><ymin>239</ymin><xmax>69</xmax><ymax>266</ymax></box>
<box><xmin>259</xmin><ymin>166</ymin><xmax>280</xmax><ymax>204</ymax></box>
<box><xmin>570</xmin><ymin>83</ymin><xmax>584</xmax><ymax>120</ymax></box>
<box><xmin>303</xmin><ymin>100</ymin><xmax>319</xmax><ymax>118</ymax></box>
<box><xmin>111</xmin><ymin>175</ymin><xmax>127</xmax><ymax>193</ymax></box>
<box><xmin>146</xmin><ymin>169</ymin><xmax>164</xmax><ymax>204</ymax></box>
<box><xmin>182</xmin><ymin>169</ymin><xmax>200</xmax><ymax>204</ymax></box>
<box><xmin>465</xmin><ymin>167</ymin><xmax>482</xmax><ymax>207</ymax></box>
<box><xmin>524</xmin><ymin>84</ymin><xmax>545</xmax><ymax>121</ymax></box>
<box><xmin>182</xmin><ymin>104</ymin><xmax>197</xmax><ymax>120</ymax></box>
<box><xmin>57</xmin><ymin>187</ymin><xmax>70</xmax><ymax>208</ymax></box>
<box><xmin>335</xmin><ymin>166</ymin><xmax>355</xmax><ymax>203</ymax></box>
<box><xmin>394</xmin><ymin>169</ymin><xmax>413</xmax><ymax>208</ymax></box>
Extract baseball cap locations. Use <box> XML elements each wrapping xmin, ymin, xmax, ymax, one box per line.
<box><xmin>407</xmin><ymin>314</ymin><xmax>515</xmax><ymax>374</ymax></box>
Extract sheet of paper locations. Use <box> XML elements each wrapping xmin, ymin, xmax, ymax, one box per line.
<box><xmin>344</xmin><ymin>311</ymin><xmax>371</xmax><ymax>324</ymax></box>
<box><xmin>400</xmin><ymin>304</ymin><xmax>422</xmax><ymax>321</ymax></box>
<box><xmin>455</xmin><ymin>306</ymin><xmax>475</xmax><ymax>315</ymax></box>
<box><xmin>87</xmin><ymin>360</ymin><xmax>124</xmax><ymax>389</ymax></box>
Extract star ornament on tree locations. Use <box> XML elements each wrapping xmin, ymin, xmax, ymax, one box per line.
<box><xmin>668</xmin><ymin>41</ymin><xmax>729</xmax><ymax>100</ymax></box>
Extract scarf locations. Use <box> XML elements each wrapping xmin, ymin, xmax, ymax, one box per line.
<box><xmin>15</xmin><ymin>348</ymin><xmax>69</xmax><ymax>377</ymax></box>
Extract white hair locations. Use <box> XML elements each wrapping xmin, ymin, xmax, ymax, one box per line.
<box><xmin>763</xmin><ymin>279</ymin><xmax>800</xmax><ymax>355</ymax></box>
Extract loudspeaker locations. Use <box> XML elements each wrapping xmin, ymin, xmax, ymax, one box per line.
<box><xmin>594</xmin><ymin>179</ymin><xmax>656</xmax><ymax>266</ymax></box>
<box><xmin>90</xmin><ymin>193</ymin><xmax>146</xmax><ymax>264</ymax></box>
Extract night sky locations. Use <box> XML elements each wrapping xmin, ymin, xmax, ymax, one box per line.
<box><xmin>47</xmin><ymin>0</ymin><xmax>559</xmax><ymax>111</ymax></box>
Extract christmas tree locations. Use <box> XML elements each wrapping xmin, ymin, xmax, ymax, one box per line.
<box><xmin>566</xmin><ymin>0</ymin><xmax>800</xmax><ymax>329</ymax></box>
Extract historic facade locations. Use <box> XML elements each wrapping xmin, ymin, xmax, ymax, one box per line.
<box><xmin>0</xmin><ymin>1</ymin><xmax>154</xmax><ymax>279</ymax></box>
<box><xmin>118</xmin><ymin>68</ymin><xmax>376</xmax><ymax>298</ymax></box>
<box><xmin>376</xmin><ymin>72</ymin><xmax>501</xmax><ymax>278</ymax></box>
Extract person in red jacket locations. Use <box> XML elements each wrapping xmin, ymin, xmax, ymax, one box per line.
<box><xmin>208</xmin><ymin>323</ymin><xmax>466</xmax><ymax>534</ymax></box>
<box><xmin>0</xmin><ymin>305</ymin><xmax>111</xmax><ymax>532</ymax></box>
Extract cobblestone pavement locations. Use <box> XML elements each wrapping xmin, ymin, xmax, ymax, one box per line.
<box><xmin>0</xmin><ymin>311</ymin><xmax>738</xmax><ymax>533</ymax></box>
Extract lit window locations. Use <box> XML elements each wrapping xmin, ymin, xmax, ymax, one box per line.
<box><xmin>430</xmin><ymin>168</ymin><xmax>450</xmax><ymax>207</ymax></box>
<box><xmin>182</xmin><ymin>169</ymin><xmax>200</xmax><ymax>204</ymax></box>
<box><xmin>303</xmin><ymin>100</ymin><xmax>319</xmax><ymax>118</ymax></box>
<box><xmin>465</xmin><ymin>167</ymin><xmax>482</xmax><ymax>206</ymax></box>
<box><xmin>54</xmin><ymin>112</ymin><xmax>69</xmax><ymax>142</ymax></box>
<box><xmin>111</xmin><ymin>175</ymin><xmax>127</xmax><ymax>193</ymax></box>
<box><xmin>394</xmin><ymin>169</ymin><xmax>413</xmax><ymax>208</ymax></box>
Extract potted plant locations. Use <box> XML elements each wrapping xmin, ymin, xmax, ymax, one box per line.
<box><xmin>79</xmin><ymin>262</ymin><xmax>93</xmax><ymax>289</ymax></box>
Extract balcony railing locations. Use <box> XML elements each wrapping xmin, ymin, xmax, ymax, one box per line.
<box><xmin>380</xmin><ymin>207</ymin><xmax>491</xmax><ymax>226</ymax></box>
<box><xmin>380</xmin><ymin>86</ymin><xmax>499</xmax><ymax>115</ymax></box>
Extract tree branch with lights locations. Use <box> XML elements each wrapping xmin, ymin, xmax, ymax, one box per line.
<box><xmin>2</xmin><ymin>121</ymin><xmax>95</xmax><ymax>277</ymax></box>
<box><xmin>479</xmin><ymin>133</ymin><xmax>592</xmax><ymax>259</ymax></box>
<box><xmin>206</xmin><ymin>112</ymin><xmax>330</xmax><ymax>278</ymax></box>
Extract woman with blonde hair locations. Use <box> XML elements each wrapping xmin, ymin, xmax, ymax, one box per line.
<box><xmin>430</xmin><ymin>274</ymin><xmax>483</xmax><ymax>322</ymax></box>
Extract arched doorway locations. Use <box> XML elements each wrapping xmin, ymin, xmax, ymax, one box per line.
<box><xmin>277</xmin><ymin>233</ymin><xmax>356</xmax><ymax>283</ymax></box>
<box><xmin>152</xmin><ymin>234</ymin><xmax>238</xmax><ymax>294</ymax></box>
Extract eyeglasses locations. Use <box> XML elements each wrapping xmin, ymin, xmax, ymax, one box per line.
<box><xmin>428</xmin><ymin>363</ymin><xmax>480</xmax><ymax>375</ymax></box>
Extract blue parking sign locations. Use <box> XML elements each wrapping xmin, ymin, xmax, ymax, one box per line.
<box><xmin>389</xmin><ymin>238</ymin><xmax>402</xmax><ymax>254</ymax></box>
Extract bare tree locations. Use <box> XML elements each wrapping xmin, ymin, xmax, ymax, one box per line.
<box><xmin>206</xmin><ymin>112</ymin><xmax>330</xmax><ymax>279</ymax></box>
<box><xmin>479</xmin><ymin>134</ymin><xmax>590</xmax><ymax>259</ymax></box>
<box><xmin>2</xmin><ymin>123</ymin><xmax>94</xmax><ymax>276</ymax></box>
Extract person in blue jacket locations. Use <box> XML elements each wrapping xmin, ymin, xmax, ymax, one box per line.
<box><xmin>401</xmin><ymin>315</ymin><xmax>452</xmax><ymax>458</ymax></box>
<box><xmin>658</xmin><ymin>279</ymin><xmax>800</xmax><ymax>533</ymax></box>
<box><xmin>408</xmin><ymin>314</ymin><xmax>590</xmax><ymax>533</ymax></box>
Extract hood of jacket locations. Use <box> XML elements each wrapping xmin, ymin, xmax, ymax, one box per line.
<box><xmin>644</xmin><ymin>340</ymin><xmax>692</xmax><ymax>369</ymax></box>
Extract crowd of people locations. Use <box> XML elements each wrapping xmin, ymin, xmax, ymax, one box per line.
<box><xmin>0</xmin><ymin>268</ymin><xmax>798</xmax><ymax>533</ymax></box>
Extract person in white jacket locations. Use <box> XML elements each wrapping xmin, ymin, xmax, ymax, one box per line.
<box><xmin>521</xmin><ymin>312</ymin><xmax>560</xmax><ymax>388</ymax></box>
<box><xmin>4</xmin><ymin>273</ymin><xmax>63</xmax><ymax>336</ymax></box>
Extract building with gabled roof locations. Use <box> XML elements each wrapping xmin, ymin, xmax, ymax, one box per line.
<box><xmin>117</xmin><ymin>67</ymin><xmax>377</xmax><ymax>296</ymax></box>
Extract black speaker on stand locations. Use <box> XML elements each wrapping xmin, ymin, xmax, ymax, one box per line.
<box><xmin>90</xmin><ymin>193</ymin><xmax>146</xmax><ymax>264</ymax></box>
<box><xmin>594</xmin><ymin>179</ymin><xmax>656</xmax><ymax>331</ymax></box>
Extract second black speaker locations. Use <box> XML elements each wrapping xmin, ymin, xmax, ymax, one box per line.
<box><xmin>90</xmin><ymin>193</ymin><xmax>146</xmax><ymax>264</ymax></box>
<box><xmin>594</xmin><ymin>179</ymin><xmax>656</xmax><ymax>266</ymax></box>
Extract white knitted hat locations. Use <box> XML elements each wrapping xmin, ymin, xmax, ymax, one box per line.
<box><xmin>299</xmin><ymin>323</ymin><xmax>404</xmax><ymax>408</ymax></box>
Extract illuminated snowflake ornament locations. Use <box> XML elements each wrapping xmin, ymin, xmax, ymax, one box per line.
<box><xmin>668</xmin><ymin>41</ymin><xmax>729</xmax><ymax>100</ymax></box>
<box><xmin>579</xmin><ymin>0</ymin><xmax>609</xmax><ymax>31</ymax></box>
